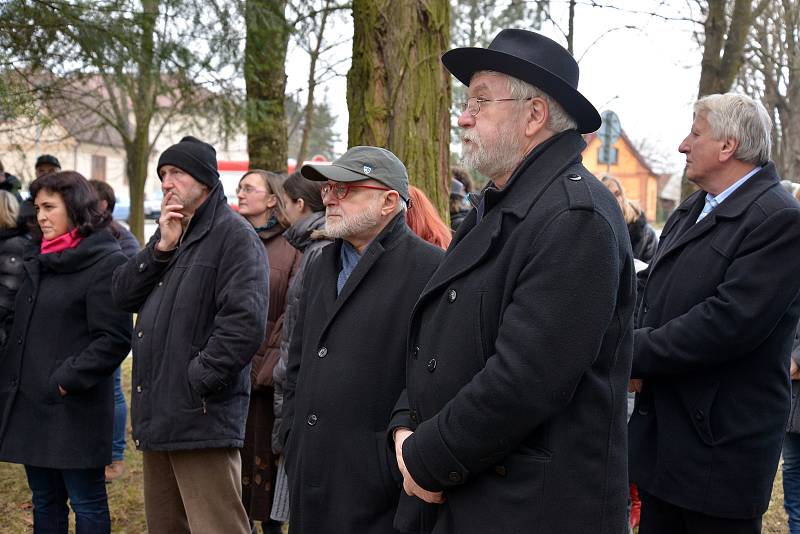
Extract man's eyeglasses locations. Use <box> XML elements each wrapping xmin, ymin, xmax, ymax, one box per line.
<box><xmin>236</xmin><ymin>185</ymin><xmax>269</xmax><ymax>195</ymax></box>
<box><xmin>321</xmin><ymin>182</ymin><xmax>391</xmax><ymax>200</ymax></box>
<box><xmin>459</xmin><ymin>96</ymin><xmax>533</xmax><ymax>117</ymax></box>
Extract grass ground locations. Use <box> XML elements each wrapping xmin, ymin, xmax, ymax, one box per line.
<box><xmin>0</xmin><ymin>357</ymin><xmax>792</xmax><ymax>532</ymax></box>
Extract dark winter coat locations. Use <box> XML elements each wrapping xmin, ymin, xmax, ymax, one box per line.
<box><xmin>628</xmin><ymin>210</ymin><xmax>658</xmax><ymax>263</ymax></box>
<box><xmin>787</xmin><ymin>323</ymin><xmax>800</xmax><ymax>434</ymax></box>
<box><xmin>282</xmin><ymin>213</ymin><xmax>442</xmax><ymax>534</ymax></box>
<box><xmin>449</xmin><ymin>210</ymin><xmax>468</xmax><ymax>232</ymax></box>
<box><xmin>0</xmin><ymin>227</ymin><xmax>28</xmax><ymax>348</ymax></box>
<box><xmin>0</xmin><ymin>173</ymin><xmax>22</xmax><ymax>202</ymax></box>
<box><xmin>242</xmin><ymin>223</ymin><xmax>300</xmax><ymax>521</ymax></box>
<box><xmin>111</xmin><ymin>221</ymin><xmax>140</xmax><ymax>259</ymax></box>
<box><xmin>112</xmin><ymin>183</ymin><xmax>269</xmax><ymax>451</ymax></box>
<box><xmin>398</xmin><ymin>131</ymin><xmax>635</xmax><ymax>534</ymax></box>
<box><xmin>630</xmin><ymin>162</ymin><xmax>800</xmax><ymax>519</ymax></box>
<box><xmin>0</xmin><ymin>229</ymin><xmax>132</xmax><ymax>469</ymax></box>
<box><xmin>272</xmin><ymin>211</ymin><xmax>330</xmax><ymax>454</ymax></box>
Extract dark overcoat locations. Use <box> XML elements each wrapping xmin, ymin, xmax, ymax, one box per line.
<box><xmin>399</xmin><ymin>131</ymin><xmax>635</xmax><ymax>534</ymax></box>
<box><xmin>630</xmin><ymin>162</ymin><xmax>800</xmax><ymax>519</ymax></box>
<box><xmin>0</xmin><ymin>230</ymin><xmax>132</xmax><ymax>468</ymax></box>
<box><xmin>282</xmin><ymin>213</ymin><xmax>442</xmax><ymax>534</ymax></box>
<box><xmin>112</xmin><ymin>183</ymin><xmax>269</xmax><ymax>451</ymax></box>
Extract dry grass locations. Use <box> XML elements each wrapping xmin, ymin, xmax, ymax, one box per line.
<box><xmin>0</xmin><ymin>357</ymin><xmax>792</xmax><ymax>532</ymax></box>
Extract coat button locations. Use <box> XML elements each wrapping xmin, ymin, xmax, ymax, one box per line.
<box><xmin>26</xmin><ymin>296</ymin><xmax>32</xmax><ymax>303</ymax></box>
<box><xmin>134</xmin><ymin>439</ymin><xmax>140</xmax><ymax>447</ymax></box>
<box><xmin>638</xmin><ymin>406</ymin><xmax>649</xmax><ymax>416</ymax></box>
<box><xmin>318</xmin><ymin>347</ymin><xmax>327</xmax><ymax>358</ymax></box>
<box><xmin>307</xmin><ymin>414</ymin><xmax>318</xmax><ymax>426</ymax></box>
<box><xmin>448</xmin><ymin>471</ymin><xmax>462</xmax><ymax>483</ymax></box>
<box><xmin>138</xmin><ymin>262</ymin><xmax>146</xmax><ymax>272</ymax></box>
<box><xmin>411</xmin><ymin>346</ymin><xmax>419</xmax><ymax>360</ymax></box>
<box><xmin>567</xmin><ymin>173</ymin><xmax>581</xmax><ymax>181</ymax></box>
<box><xmin>447</xmin><ymin>289</ymin><xmax>457</xmax><ymax>303</ymax></box>
<box><xmin>694</xmin><ymin>410</ymin><xmax>704</xmax><ymax>421</ymax></box>
<box><xmin>410</xmin><ymin>409</ymin><xmax>418</xmax><ymax>422</ymax></box>
<box><xmin>136</xmin><ymin>385</ymin><xmax>142</xmax><ymax>393</ymax></box>
<box><xmin>427</xmin><ymin>358</ymin><xmax>437</xmax><ymax>372</ymax></box>
<box><xmin>137</xmin><ymin>331</ymin><xmax>144</xmax><ymax>338</ymax></box>
<box><xmin>157</xmin><ymin>281</ymin><xmax>164</xmax><ymax>287</ymax></box>
<box><xmin>17</xmin><ymin>337</ymin><xmax>22</xmax><ymax>345</ymax></box>
<box><xmin>494</xmin><ymin>465</ymin><xmax>507</xmax><ymax>477</ymax></box>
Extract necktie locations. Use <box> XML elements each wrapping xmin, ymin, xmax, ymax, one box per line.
<box><xmin>696</xmin><ymin>197</ymin><xmax>718</xmax><ymax>223</ymax></box>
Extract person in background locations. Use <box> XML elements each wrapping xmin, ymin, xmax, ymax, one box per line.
<box><xmin>448</xmin><ymin>178</ymin><xmax>470</xmax><ymax>232</ymax></box>
<box><xmin>281</xmin><ymin>146</ymin><xmax>443</xmax><ymax>533</ymax></box>
<box><xmin>0</xmin><ymin>171</ymin><xmax>132</xmax><ymax>534</ymax></box>
<box><xmin>35</xmin><ymin>154</ymin><xmax>61</xmax><ymax>178</ymax></box>
<box><xmin>407</xmin><ymin>185</ymin><xmax>452</xmax><ymax>250</ymax></box>
<box><xmin>602</xmin><ymin>175</ymin><xmax>658</xmax><ymax>264</ymax></box>
<box><xmin>450</xmin><ymin>165</ymin><xmax>474</xmax><ymax>196</ymax></box>
<box><xmin>270</xmin><ymin>170</ymin><xmax>330</xmax><ymax>524</ymax></box>
<box><xmin>112</xmin><ymin>136</ymin><xmax>268</xmax><ymax>534</ymax></box>
<box><xmin>0</xmin><ymin>160</ymin><xmax>23</xmax><ymax>201</ymax></box>
<box><xmin>236</xmin><ymin>169</ymin><xmax>300</xmax><ymax>534</ymax></box>
<box><xmin>89</xmin><ymin>179</ymin><xmax>139</xmax><ymax>483</ymax></box>
<box><xmin>784</xmin><ymin>323</ymin><xmax>800</xmax><ymax>534</ymax></box>
<box><xmin>0</xmin><ymin>190</ymin><xmax>28</xmax><ymax>348</ymax></box>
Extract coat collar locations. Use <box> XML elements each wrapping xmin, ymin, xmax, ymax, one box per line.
<box><xmin>319</xmin><ymin>212</ymin><xmax>410</xmax><ymax>332</ymax></box>
<box><xmin>422</xmin><ymin>130</ymin><xmax>586</xmax><ymax>297</ymax></box>
<box><xmin>656</xmin><ymin>162</ymin><xmax>780</xmax><ymax>262</ymax></box>
<box><xmin>178</xmin><ymin>182</ymin><xmax>227</xmax><ymax>250</ymax></box>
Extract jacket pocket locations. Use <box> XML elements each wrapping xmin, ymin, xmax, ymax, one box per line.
<box><xmin>373</xmin><ymin>431</ymin><xmax>400</xmax><ymax>502</ymax></box>
<box><xmin>185</xmin><ymin>345</ymin><xmax>205</xmax><ymax>411</ymax></box>
<box><xmin>45</xmin><ymin>359</ymin><xmax>65</xmax><ymax>405</ymax></box>
<box><xmin>686</xmin><ymin>379</ymin><xmax>721</xmax><ymax>446</ymax></box>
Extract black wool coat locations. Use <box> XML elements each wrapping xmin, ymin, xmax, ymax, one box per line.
<box><xmin>0</xmin><ymin>229</ymin><xmax>132</xmax><ymax>469</ymax></box>
<box><xmin>282</xmin><ymin>213</ymin><xmax>442</xmax><ymax>534</ymax></box>
<box><xmin>112</xmin><ymin>183</ymin><xmax>269</xmax><ymax>451</ymax></box>
<box><xmin>398</xmin><ymin>131</ymin><xmax>635</xmax><ymax>534</ymax></box>
<box><xmin>630</xmin><ymin>162</ymin><xmax>800</xmax><ymax>519</ymax></box>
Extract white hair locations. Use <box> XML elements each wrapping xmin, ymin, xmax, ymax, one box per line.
<box><xmin>694</xmin><ymin>93</ymin><xmax>772</xmax><ymax>164</ymax></box>
<box><xmin>495</xmin><ymin>72</ymin><xmax>578</xmax><ymax>132</ymax></box>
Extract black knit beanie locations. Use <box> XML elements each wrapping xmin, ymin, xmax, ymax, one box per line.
<box><xmin>157</xmin><ymin>136</ymin><xmax>219</xmax><ymax>188</ymax></box>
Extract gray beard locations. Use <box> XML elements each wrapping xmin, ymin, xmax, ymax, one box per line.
<box><xmin>461</xmin><ymin>127</ymin><xmax>523</xmax><ymax>181</ymax></box>
<box><xmin>325</xmin><ymin>202</ymin><xmax>382</xmax><ymax>239</ymax></box>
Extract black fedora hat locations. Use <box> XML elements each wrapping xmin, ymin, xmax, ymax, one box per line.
<box><xmin>442</xmin><ymin>29</ymin><xmax>601</xmax><ymax>134</ymax></box>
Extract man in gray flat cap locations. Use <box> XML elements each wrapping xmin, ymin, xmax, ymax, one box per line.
<box><xmin>281</xmin><ymin>146</ymin><xmax>442</xmax><ymax>533</ymax></box>
<box><xmin>392</xmin><ymin>28</ymin><xmax>635</xmax><ymax>534</ymax></box>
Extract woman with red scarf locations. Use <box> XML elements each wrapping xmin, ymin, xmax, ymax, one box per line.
<box><xmin>0</xmin><ymin>171</ymin><xmax>132</xmax><ymax>534</ymax></box>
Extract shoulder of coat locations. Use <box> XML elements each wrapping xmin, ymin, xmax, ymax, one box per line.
<box><xmin>561</xmin><ymin>168</ymin><xmax>595</xmax><ymax>211</ymax></box>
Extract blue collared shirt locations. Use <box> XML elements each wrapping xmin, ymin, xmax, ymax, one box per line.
<box><xmin>696</xmin><ymin>166</ymin><xmax>761</xmax><ymax>223</ymax></box>
<box><xmin>337</xmin><ymin>241</ymin><xmax>362</xmax><ymax>295</ymax></box>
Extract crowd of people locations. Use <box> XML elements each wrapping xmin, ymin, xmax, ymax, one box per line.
<box><xmin>0</xmin><ymin>26</ymin><xmax>799</xmax><ymax>534</ymax></box>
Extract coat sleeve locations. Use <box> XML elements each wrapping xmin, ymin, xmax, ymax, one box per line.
<box><xmin>51</xmin><ymin>254</ymin><xmax>133</xmax><ymax>392</ymax></box>
<box><xmin>111</xmin><ymin>231</ymin><xmax>173</xmax><ymax>312</ymax></box>
<box><xmin>187</xmin><ymin>226</ymin><xmax>269</xmax><ymax>397</ymax></box>
<box><xmin>633</xmin><ymin>207</ymin><xmax>800</xmax><ymax>377</ymax></box>
<box><xmin>402</xmin><ymin>209</ymin><xmax>624</xmax><ymax>491</ymax></box>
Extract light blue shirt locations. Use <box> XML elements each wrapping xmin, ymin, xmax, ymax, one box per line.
<box><xmin>696</xmin><ymin>166</ymin><xmax>761</xmax><ymax>223</ymax></box>
<box><xmin>337</xmin><ymin>241</ymin><xmax>362</xmax><ymax>295</ymax></box>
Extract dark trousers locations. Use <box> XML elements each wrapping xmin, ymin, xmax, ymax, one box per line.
<box><xmin>24</xmin><ymin>465</ymin><xmax>110</xmax><ymax>534</ymax></box>
<box><xmin>639</xmin><ymin>490</ymin><xmax>761</xmax><ymax>534</ymax></box>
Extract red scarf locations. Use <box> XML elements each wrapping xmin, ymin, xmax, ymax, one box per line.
<box><xmin>41</xmin><ymin>228</ymin><xmax>83</xmax><ymax>255</ymax></box>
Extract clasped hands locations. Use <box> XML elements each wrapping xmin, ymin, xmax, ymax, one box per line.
<box><xmin>393</xmin><ymin>428</ymin><xmax>445</xmax><ymax>504</ymax></box>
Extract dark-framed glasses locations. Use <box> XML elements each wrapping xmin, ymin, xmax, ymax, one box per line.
<box><xmin>459</xmin><ymin>96</ymin><xmax>533</xmax><ymax>117</ymax></box>
<box><xmin>321</xmin><ymin>182</ymin><xmax>391</xmax><ymax>200</ymax></box>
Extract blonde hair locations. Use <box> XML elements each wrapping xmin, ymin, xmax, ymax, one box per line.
<box><xmin>601</xmin><ymin>175</ymin><xmax>640</xmax><ymax>224</ymax></box>
<box><xmin>0</xmin><ymin>190</ymin><xmax>19</xmax><ymax>230</ymax></box>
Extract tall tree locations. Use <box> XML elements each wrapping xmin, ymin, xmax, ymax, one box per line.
<box><xmin>739</xmin><ymin>0</ymin><xmax>800</xmax><ymax>181</ymax></box>
<box><xmin>348</xmin><ymin>0</ymin><xmax>450</xmax><ymax>217</ymax></box>
<box><xmin>0</xmin><ymin>0</ymin><xmax>240</xmax><ymax>241</ymax></box>
<box><xmin>287</xmin><ymin>93</ymin><xmax>340</xmax><ymax>161</ymax></box>
<box><xmin>245</xmin><ymin>0</ymin><xmax>290</xmax><ymax>172</ymax></box>
<box><xmin>681</xmin><ymin>0</ymin><xmax>768</xmax><ymax>200</ymax></box>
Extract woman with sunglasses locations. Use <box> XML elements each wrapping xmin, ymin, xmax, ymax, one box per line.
<box><xmin>236</xmin><ymin>170</ymin><xmax>301</xmax><ymax>534</ymax></box>
<box><xmin>0</xmin><ymin>171</ymin><xmax>132</xmax><ymax>533</ymax></box>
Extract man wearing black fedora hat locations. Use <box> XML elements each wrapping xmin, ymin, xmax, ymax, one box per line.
<box><xmin>391</xmin><ymin>29</ymin><xmax>635</xmax><ymax>533</ymax></box>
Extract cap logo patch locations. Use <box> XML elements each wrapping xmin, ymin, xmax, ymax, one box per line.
<box><xmin>363</xmin><ymin>165</ymin><xmax>372</xmax><ymax>174</ymax></box>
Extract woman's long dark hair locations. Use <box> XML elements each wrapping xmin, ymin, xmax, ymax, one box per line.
<box><xmin>283</xmin><ymin>171</ymin><xmax>325</xmax><ymax>213</ymax></box>
<box><xmin>30</xmin><ymin>171</ymin><xmax>111</xmax><ymax>237</ymax></box>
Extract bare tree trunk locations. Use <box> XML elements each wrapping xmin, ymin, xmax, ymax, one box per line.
<box><xmin>348</xmin><ymin>0</ymin><xmax>451</xmax><ymax>218</ymax></box>
<box><xmin>245</xmin><ymin>0</ymin><xmax>289</xmax><ymax>172</ymax></box>
<box><xmin>296</xmin><ymin>0</ymin><xmax>332</xmax><ymax>163</ymax></box>
<box><xmin>567</xmin><ymin>0</ymin><xmax>576</xmax><ymax>55</ymax></box>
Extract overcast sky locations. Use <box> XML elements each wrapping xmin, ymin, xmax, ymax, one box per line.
<box><xmin>285</xmin><ymin>0</ymin><xmax>703</xmax><ymax>175</ymax></box>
